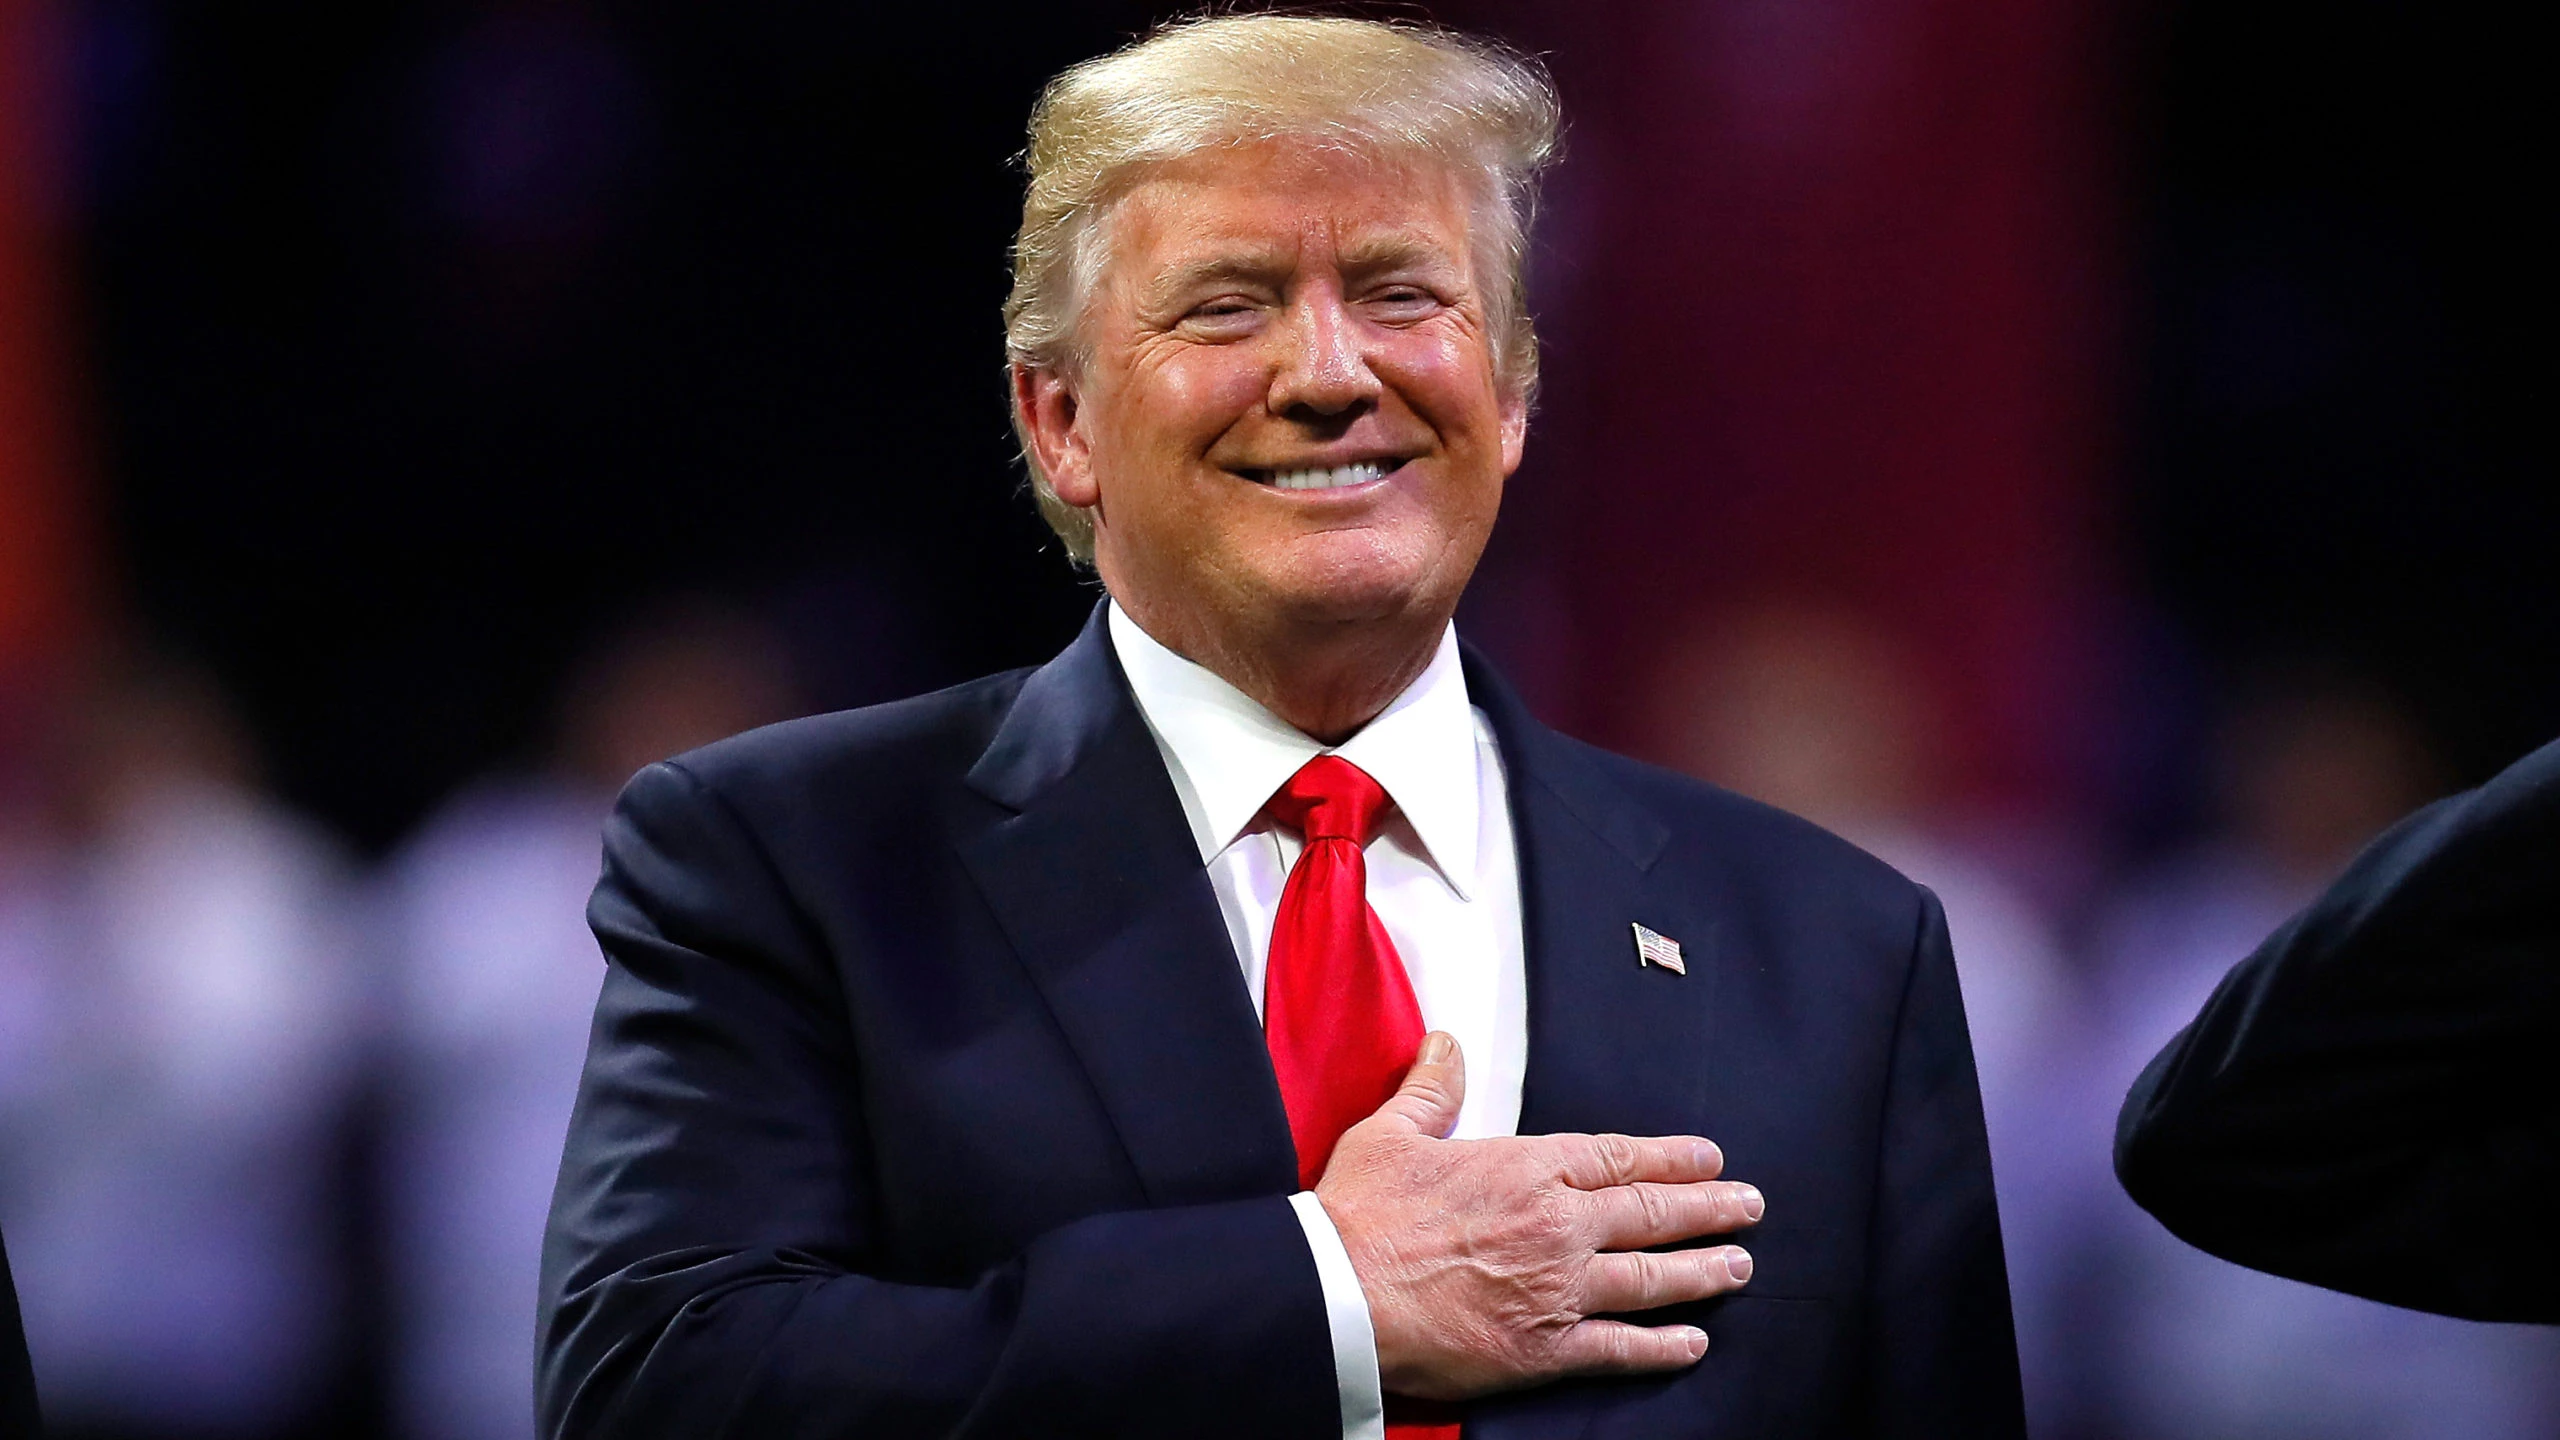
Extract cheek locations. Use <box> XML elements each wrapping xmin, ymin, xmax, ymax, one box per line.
<box><xmin>1088</xmin><ymin>350</ymin><xmax>1266</xmax><ymax>554</ymax></box>
<box><xmin>1114</xmin><ymin>347</ymin><xmax>1266</xmax><ymax>456</ymax></box>
<box><xmin>1385</xmin><ymin>332</ymin><xmax>1505</xmax><ymax>437</ymax></box>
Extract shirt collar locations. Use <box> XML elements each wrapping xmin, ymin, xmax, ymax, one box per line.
<box><xmin>1107</xmin><ymin>601</ymin><xmax>1481</xmax><ymax>899</ymax></box>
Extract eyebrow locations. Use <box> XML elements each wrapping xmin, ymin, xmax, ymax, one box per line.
<box><xmin>1146</xmin><ymin>251</ymin><xmax>1294</xmax><ymax>307</ymax></box>
<box><xmin>1336</xmin><ymin>233</ymin><xmax>1458</xmax><ymax>277</ymax></box>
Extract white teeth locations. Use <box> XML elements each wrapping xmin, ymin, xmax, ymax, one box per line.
<box><xmin>1267</xmin><ymin>461</ymin><xmax>1390</xmax><ymax>491</ymax></box>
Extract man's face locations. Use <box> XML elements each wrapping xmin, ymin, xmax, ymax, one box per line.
<box><xmin>1022</xmin><ymin>141</ymin><xmax>1525</xmax><ymax>646</ymax></box>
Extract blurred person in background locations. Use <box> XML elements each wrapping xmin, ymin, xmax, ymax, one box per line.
<box><xmin>2065</xmin><ymin>677</ymin><xmax>2560</xmax><ymax>1438</ymax></box>
<box><xmin>379</xmin><ymin>601</ymin><xmax>796</xmax><ymax>1440</ymax></box>
<box><xmin>1637</xmin><ymin>603</ymin><xmax>2089</xmax><ymax>1433</ymax></box>
<box><xmin>0</xmin><ymin>656</ymin><xmax>365</xmax><ymax>1440</ymax></box>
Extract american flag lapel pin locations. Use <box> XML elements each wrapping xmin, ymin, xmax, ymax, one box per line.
<box><xmin>1632</xmin><ymin>922</ymin><xmax>1686</xmax><ymax>975</ymax></box>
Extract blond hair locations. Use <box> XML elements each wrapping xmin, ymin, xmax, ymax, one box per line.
<box><xmin>1003</xmin><ymin>12</ymin><xmax>1562</xmax><ymax>562</ymax></box>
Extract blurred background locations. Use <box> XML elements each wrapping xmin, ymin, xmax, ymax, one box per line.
<box><xmin>0</xmin><ymin>0</ymin><xmax>2550</xmax><ymax>1436</ymax></box>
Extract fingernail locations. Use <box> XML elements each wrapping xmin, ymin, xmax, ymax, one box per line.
<box><xmin>1725</xmin><ymin>1248</ymin><xmax>1753</xmax><ymax>1283</ymax></box>
<box><xmin>1739</xmin><ymin>1186</ymin><xmax>1764</xmax><ymax>1221</ymax></box>
<box><xmin>1692</xmin><ymin>1141</ymin><xmax>1722</xmax><ymax>1173</ymax></box>
<box><xmin>1420</xmin><ymin>1032</ymin><xmax>1454</xmax><ymax>1065</ymax></box>
<box><xmin>1681</xmin><ymin>1326</ymin><xmax>1709</xmax><ymax>1357</ymax></box>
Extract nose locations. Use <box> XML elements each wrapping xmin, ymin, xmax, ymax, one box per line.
<box><xmin>1265</xmin><ymin>287</ymin><xmax>1383</xmax><ymax>419</ymax></box>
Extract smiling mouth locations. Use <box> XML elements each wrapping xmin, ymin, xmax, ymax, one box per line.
<box><xmin>1234</xmin><ymin>460</ymin><xmax>1402</xmax><ymax>491</ymax></box>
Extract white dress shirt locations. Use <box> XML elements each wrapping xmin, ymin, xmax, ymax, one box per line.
<box><xmin>1108</xmin><ymin>603</ymin><xmax>1528</xmax><ymax>1440</ymax></box>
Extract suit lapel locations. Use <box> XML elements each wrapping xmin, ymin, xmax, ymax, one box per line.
<box><xmin>959</xmin><ymin>606</ymin><xmax>1300</xmax><ymax>1207</ymax></box>
<box><xmin>1463</xmin><ymin>650</ymin><xmax>1730</xmax><ymax>1153</ymax></box>
<box><xmin>1464</xmin><ymin>653</ymin><xmax>1746</xmax><ymax>1440</ymax></box>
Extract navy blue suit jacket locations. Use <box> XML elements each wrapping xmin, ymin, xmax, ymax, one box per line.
<box><xmin>2118</xmin><ymin>735</ymin><xmax>2560</xmax><ymax>1322</ymax></box>
<box><xmin>538</xmin><ymin>607</ymin><xmax>2022</xmax><ymax>1438</ymax></box>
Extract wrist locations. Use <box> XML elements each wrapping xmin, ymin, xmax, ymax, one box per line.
<box><xmin>1320</xmin><ymin>1198</ymin><xmax>1428</xmax><ymax>1394</ymax></box>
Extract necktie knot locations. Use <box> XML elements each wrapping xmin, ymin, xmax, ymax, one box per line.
<box><xmin>1264</xmin><ymin>755</ymin><xmax>1393</xmax><ymax>846</ymax></box>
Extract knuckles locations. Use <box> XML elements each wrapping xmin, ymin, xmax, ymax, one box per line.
<box><xmin>1587</xmin><ymin>1132</ymin><xmax>1644</xmax><ymax>1183</ymax></box>
<box><xmin>1632</xmin><ymin>1181</ymin><xmax>1681</xmax><ymax>1236</ymax></box>
<box><xmin>1518</xmin><ymin>1184</ymin><xmax>1580</xmax><ymax>1252</ymax></box>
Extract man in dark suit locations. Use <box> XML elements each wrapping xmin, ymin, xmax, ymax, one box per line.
<box><xmin>3</xmin><ymin>1222</ymin><xmax>38</xmax><ymax>1437</ymax></box>
<box><xmin>2117</xmin><ymin>735</ymin><xmax>2560</xmax><ymax>1323</ymax></box>
<box><xmin>539</xmin><ymin>15</ymin><xmax>2020</xmax><ymax>1438</ymax></box>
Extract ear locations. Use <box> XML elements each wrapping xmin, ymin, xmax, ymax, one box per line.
<box><xmin>1013</xmin><ymin>363</ymin><xmax>1098</xmax><ymax>508</ymax></box>
<box><xmin>1497</xmin><ymin>388</ymin><xmax>1529</xmax><ymax>478</ymax></box>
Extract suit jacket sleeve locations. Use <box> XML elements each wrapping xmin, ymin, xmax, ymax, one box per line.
<box><xmin>1865</xmin><ymin>887</ymin><xmax>2026</xmax><ymax>1436</ymax></box>
<box><xmin>536</xmin><ymin>760</ymin><xmax>1339</xmax><ymax>1440</ymax></box>
<box><xmin>1</xmin><ymin>1222</ymin><xmax>38</xmax><ymax>1439</ymax></box>
<box><xmin>2114</xmin><ymin>738</ymin><xmax>2560</xmax><ymax>1322</ymax></box>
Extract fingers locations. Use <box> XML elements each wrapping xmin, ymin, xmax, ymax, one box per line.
<box><xmin>1363</xmin><ymin>1032</ymin><xmax>1467</xmax><ymax>1139</ymax></box>
<box><xmin>1551</xmin><ymin>1133</ymin><xmax>1724</xmax><ymax>1189</ymax></box>
<box><xmin>1578</xmin><ymin>1244</ymin><xmax>1753</xmax><ymax>1315</ymax></box>
<box><xmin>1582</xmin><ymin>1178</ymin><xmax>1765</xmax><ymax>1250</ymax></box>
<box><xmin>1544</xmin><ymin>1317</ymin><xmax>1711</xmax><ymax>1378</ymax></box>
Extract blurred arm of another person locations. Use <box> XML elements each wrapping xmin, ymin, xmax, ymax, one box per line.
<box><xmin>3</xmin><ymin>1220</ymin><xmax>38</xmax><ymax>1437</ymax></box>
<box><xmin>2116</xmin><ymin>735</ymin><xmax>2560</xmax><ymax>1322</ymax></box>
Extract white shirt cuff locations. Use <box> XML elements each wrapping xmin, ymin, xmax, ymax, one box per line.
<box><xmin>1289</xmin><ymin>1190</ymin><xmax>1385</xmax><ymax>1440</ymax></box>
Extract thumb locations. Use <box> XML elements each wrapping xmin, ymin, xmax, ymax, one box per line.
<box><xmin>1367</xmin><ymin>1032</ymin><xmax>1466</xmax><ymax>1140</ymax></box>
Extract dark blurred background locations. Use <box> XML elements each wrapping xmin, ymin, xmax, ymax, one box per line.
<box><xmin>1</xmin><ymin>1</ymin><xmax>2551</xmax><ymax>1438</ymax></box>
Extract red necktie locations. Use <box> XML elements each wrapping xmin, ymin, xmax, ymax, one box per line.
<box><xmin>1260</xmin><ymin>756</ymin><xmax>1461</xmax><ymax>1440</ymax></box>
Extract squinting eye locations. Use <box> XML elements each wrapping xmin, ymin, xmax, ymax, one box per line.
<box><xmin>1182</xmin><ymin>299</ymin><xmax>1261</xmax><ymax>330</ymax></box>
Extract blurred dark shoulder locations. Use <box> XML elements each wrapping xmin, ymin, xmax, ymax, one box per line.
<box><xmin>644</xmin><ymin>666</ymin><xmax>1041</xmax><ymax>822</ymax></box>
<box><xmin>2</xmin><ymin>1221</ymin><xmax>35</xmax><ymax>1439</ymax></box>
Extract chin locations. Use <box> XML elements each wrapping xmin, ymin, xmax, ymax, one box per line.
<box><xmin>1255</xmin><ymin>549</ymin><xmax>1449</xmax><ymax>630</ymax></box>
